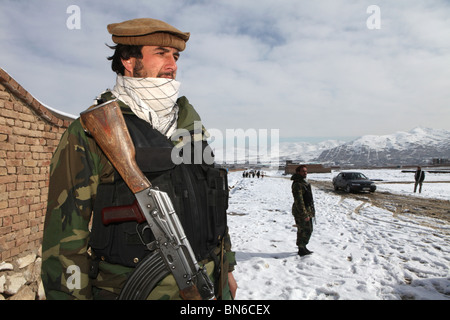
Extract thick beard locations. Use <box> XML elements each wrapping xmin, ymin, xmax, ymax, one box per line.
<box><xmin>133</xmin><ymin>59</ymin><xmax>175</xmax><ymax>79</ymax></box>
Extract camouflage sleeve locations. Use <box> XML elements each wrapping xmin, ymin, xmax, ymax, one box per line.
<box><xmin>41</xmin><ymin>119</ymin><xmax>106</xmax><ymax>300</ymax></box>
<box><xmin>292</xmin><ymin>182</ymin><xmax>308</xmax><ymax>218</ymax></box>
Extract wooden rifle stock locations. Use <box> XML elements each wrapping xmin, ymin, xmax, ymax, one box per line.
<box><xmin>80</xmin><ymin>100</ymin><xmax>151</xmax><ymax>193</ymax></box>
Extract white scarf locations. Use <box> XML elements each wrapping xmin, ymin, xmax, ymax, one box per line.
<box><xmin>111</xmin><ymin>75</ymin><xmax>180</xmax><ymax>137</ymax></box>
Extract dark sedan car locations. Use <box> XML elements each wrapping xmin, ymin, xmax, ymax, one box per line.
<box><xmin>332</xmin><ymin>172</ymin><xmax>376</xmax><ymax>193</ymax></box>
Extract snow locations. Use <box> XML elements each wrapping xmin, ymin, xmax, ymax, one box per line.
<box><xmin>226</xmin><ymin>169</ymin><xmax>450</xmax><ymax>300</ymax></box>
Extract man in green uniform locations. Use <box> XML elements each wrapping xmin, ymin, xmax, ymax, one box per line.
<box><xmin>291</xmin><ymin>165</ymin><xmax>315</xmax><ymax>256</ymax></box>
<box><xmin>41</xmin><ymin>18</ymin><xmax>237</xmax><ymax>300</ymax></box>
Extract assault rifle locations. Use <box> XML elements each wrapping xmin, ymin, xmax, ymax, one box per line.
<box><xmin>80</xmin><ymin>100</ymin><xmax>215</xmax><ymax>300</ymax></box>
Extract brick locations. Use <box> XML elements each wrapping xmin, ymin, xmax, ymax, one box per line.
<box><xmin>13</xmin><ymin>102</ymin><xmax>24</xmax><ymax>113</ymax></box>
<box><xmin>6</xmin><ymin>159</ymin><xmax>22</xmax><ymax>167</ymax></box>
<box><xmin>23</xmin><ymin>160</ymin><xmax>38</xmax><ymax>167</ymax></box>
<box><xmin>0</xmin><ymin>225</ymin><xmax>12</xmax><ymax>236</ymax></box>
<box><xmin>6</xmin><ymin>118</ymin><xmax>14</xmax><ymax>126</ymax></box>
<box><xmin>15</xmin><ymin>144</ymin><xmax>31</xmax><ymax>152</ymax></box>
<box><xmin>7</xmin><ymin>167</ymin><xmax>16</xmax><ymax>175</ymax></box>
<box><xmin>0</xmin><ymin>125</ymin><xmax>13</xmax><ymax>135</ymax></box>
<box><xmin>10</xmin><ymin>246</ymin><xmax>20</xmax><ymax>257</ymax></box>
<box><xmin>0</xmin><ymin>91</ymin><xmax>10</xmax><ymax>100</ymax></box>
<box><xmin>0</xmin><ymin>107</ymin><xmax>16</xmax><ymax>118</ymax></box>
<box><xmin>4</xmin><ymin>100</ymin><xmax>14</xmax><ymax>110</ymax></box>
<box><xmin>13</xmin><ymin>220</ymin><xmax>28</xmax><ymax>231</ymax></box>
<box><xmin>1</xmin><ymin>250</ymin><xmax>12</xmax><ymax>262</ymax></box>
<box><xmin>30</xmin><ymin>145</ymin><xmax>44</xmax><ymax>153</ymax></box>
<box><xmin>0</xmin><ymin>175</ymin><xmax>17</xmax><ymax>184</ymax></box>
<box><xmin>0</xmin><ymin>141</ymin><xmax>14</xmax><ymax>151</ymax></box>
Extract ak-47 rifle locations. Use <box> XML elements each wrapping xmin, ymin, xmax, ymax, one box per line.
<box><xmin>80</xmin><ymin>100</ymin><xmax>215</xmax><ymax>300</ymax></box>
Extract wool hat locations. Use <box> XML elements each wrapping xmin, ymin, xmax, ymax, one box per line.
<box><xmin>107</xmin><ymin>18</ymin><xmax>190</xmax><ymax>51</ymax></box>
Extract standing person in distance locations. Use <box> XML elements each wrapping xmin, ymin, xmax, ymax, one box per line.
<box><xmin>414</xmin><ymin>166</ymin><xmax>425</xmax><ymax>193</ymax></box>
<box><xmin>291</xmin><ymin>165</ymin><xmax>315</xmax><ymax>256</ymax></box>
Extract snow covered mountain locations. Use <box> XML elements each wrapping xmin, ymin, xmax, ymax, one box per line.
<box><xmin>313</xmin><ymin>127</ymin><xmax>450</xmax><ymax>167</ymax></box>
<box><xmin>278</xmin><ymin>139</ymin><xmax>344</xmax><ymax>163</ymax></box>
<box><xmin>212</xmin><ymin>127</ymin><xmax>450</xmax><ymax>167</ymax></box>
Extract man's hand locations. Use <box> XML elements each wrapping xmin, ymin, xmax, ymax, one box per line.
<box><xmin>228</xmin><ymin>272</ymin><xmax>237</xmax><ymax>299</ymax></box>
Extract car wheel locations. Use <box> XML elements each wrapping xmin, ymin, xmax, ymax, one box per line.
<box><xmin>334</xmin><ymin>185</ymin><xmax>339</xmax><ymax>191</ymax></box>
<box><xmin>345</xmin><ymin>184</ymin><xmax>351</xmax><ymax>193</ymax></box>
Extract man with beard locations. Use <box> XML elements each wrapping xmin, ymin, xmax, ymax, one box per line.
<box><xmin>41</xmin><ymin>18</ymin><xmax>237</xmax><ymax>300</ymax></box>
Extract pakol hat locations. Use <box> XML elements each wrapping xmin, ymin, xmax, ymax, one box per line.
<box><xmin>107</xmin><ymin>18</ymin><xmax>190</xmax><ymax>51</ymax></box>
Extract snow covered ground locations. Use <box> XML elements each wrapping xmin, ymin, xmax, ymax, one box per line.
<box><xmin>226</xmin><ymin>169</ymin><xmax>450</xmax><ymax>300</ymax></box>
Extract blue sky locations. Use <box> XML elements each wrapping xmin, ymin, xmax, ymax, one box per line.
<box><xmin>1</xmin><ymin>0</ymin><xmax>449</xmax><ymax>140</ymax></box>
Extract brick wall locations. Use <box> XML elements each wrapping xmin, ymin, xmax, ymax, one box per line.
<box><xmin>0</xmin><ymin>68</ymin><xmax>74</xmax><ymax>262</ymax></box>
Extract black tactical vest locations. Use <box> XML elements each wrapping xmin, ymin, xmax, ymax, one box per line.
<box><xmin>89</xmin><ymin>114</ymin><xmax>229</xmax><ymax>267</ymax></box>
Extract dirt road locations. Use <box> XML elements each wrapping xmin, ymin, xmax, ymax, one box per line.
<box><xmin>310</xmin><ymin>180</ymin><xmax>450</xmax><ymax>224</ymax></box>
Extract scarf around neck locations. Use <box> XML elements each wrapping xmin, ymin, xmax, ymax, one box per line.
<box><xmin>111</xmin><ymin>75</ymin><xmax>181</xmax><ymax>137</ymax></box>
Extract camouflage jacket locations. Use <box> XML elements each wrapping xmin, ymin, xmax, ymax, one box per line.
<box><xmin>291</xmin><ymin>173</ymin><xmax>315</xmax><ymax>219</ymax></box>
<box><xmin>41</xmin><ymin>94</ymin><xmax>236</xmax><ymax>300</ymax></box>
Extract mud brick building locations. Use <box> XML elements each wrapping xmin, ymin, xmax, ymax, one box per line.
<box><xmin>284</xmin><ymin>160</ymin><xmax>331</xmax><ymax>174</ymax></box>
<box><xmin>0</xmin><ymin>68</ymin><xmax>74</xmax><ymax>262</ymax></box>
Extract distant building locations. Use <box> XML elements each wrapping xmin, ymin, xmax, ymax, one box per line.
<box><xmin>432</xmin><ymin>158</ymin><xmax>450</xmax><ymax>165</ymax></box>
<box><xmin>284</xmin><ymin>160</ymin><xmax>331</xmax><ymax>174</ymax></box>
